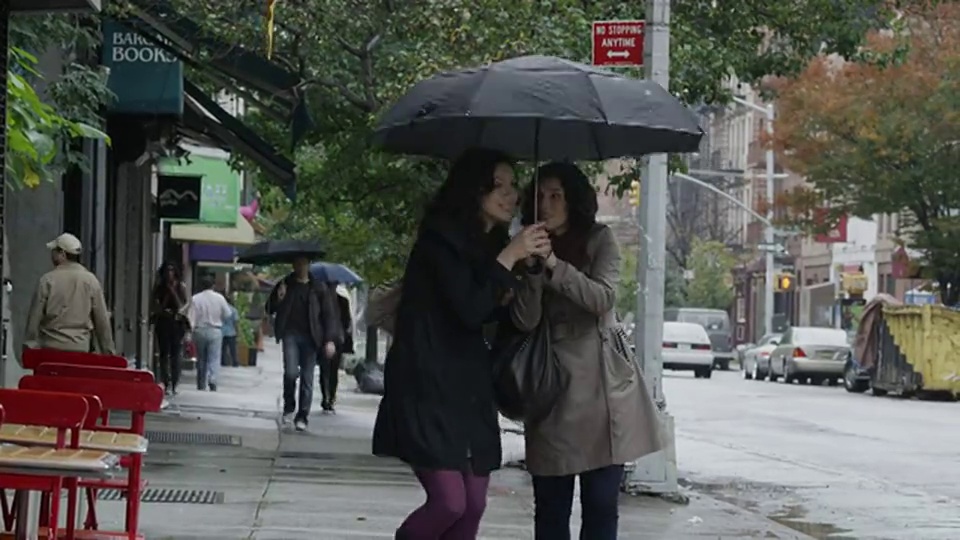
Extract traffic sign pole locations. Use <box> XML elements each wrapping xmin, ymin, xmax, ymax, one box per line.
<box><xmin>626</xmin><ymin>0</ymin><xmax>680</xmax><ymax>497</ymax></box>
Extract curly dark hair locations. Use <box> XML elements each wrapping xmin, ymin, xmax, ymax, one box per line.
<box><xmin>521</xmin><ymin>162</ymin><xmax>598</xmax><ymax>231</ymax></box>
<box><xmin>421</xmin><ymin>147</ymin><xmax>515</xmax><ymax>254</ymax></box>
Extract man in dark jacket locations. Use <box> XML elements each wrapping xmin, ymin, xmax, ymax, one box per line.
<box><xmin>266</xmin><ymin>256</ymin><xmax>342</xmax><ymax>431</ymax></box>
<box><xmin>319</xmin><ymin>284</ymin><xmax>353</xmax><ymax>413</ymax></box>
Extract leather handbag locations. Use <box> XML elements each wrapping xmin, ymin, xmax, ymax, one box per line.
<box><xmin>492</xmin><ymin>317</ymin><xmax>569</xmax><ymax>424</ymax></box>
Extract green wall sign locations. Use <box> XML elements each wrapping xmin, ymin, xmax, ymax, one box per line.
<box><xmin>102</xmin><ymin>20</ymin><xmax>184</xmax><ymax>115</ymax></box>
<box><xmin>158</xmin><ymin>154</ymin><xmax>240</xmax><ymax>225</ymax></box>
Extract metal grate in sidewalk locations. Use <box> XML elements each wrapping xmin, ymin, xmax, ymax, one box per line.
<box><xmin>144</xmin><ymin>430</ymin><xmax>241</xmax><ymax>446</ymax></box>
<box><xmin>96</xmin><ymin>488</ymin><xmax>224</xmax><ymax>505</ymax></box>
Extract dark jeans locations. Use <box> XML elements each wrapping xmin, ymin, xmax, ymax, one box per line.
<box><xmin>319</xmin><ymin>351</ymin><xmax>343</xmax><ymax>408</ymax></box>
<box><xmin>532</xmin><ymin>465</ymin><xmax>625</xmax><ymax>540</ymax></box>
<box><xmin>221</xmin><ymin>336</ymin><xmax>238</xmax><ymax>367</ymax></box>
<box><xmin>155</xmin><ymin>317</ymin><xmax>183</xmax><ymax>390</ymax></box>
<box><xmin>282</xmin><ymin>333</ymin><xmax>317</xmax><ymax>419</ymax></box>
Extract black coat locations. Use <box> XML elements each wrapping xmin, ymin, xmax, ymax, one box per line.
<box><xmin>265</xmin><ymin>274</ymin><xmax>342</xmax><ymax>349</ymax></box>
<box><xmin>372</xmin><ymin>219</ymin><xmax>518</xmax><ymax>474</ymax></box>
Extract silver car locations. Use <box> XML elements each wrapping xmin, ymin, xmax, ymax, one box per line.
<box><xmin>741</xmin><ymin>333</ymin><xmax>781</xmax><ymax>380</ymax></box>
<box><xmin>768</xmin><ymin>326</ymin><xmax>850</xmax><ymax>384</ymax></box>
<box><xmin>662</xmin><ymin>322</ymin><xmax>715</xmax><ymax>379</ymax></box>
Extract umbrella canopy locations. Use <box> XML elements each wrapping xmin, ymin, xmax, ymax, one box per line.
<box><xmin>373</xmin><ymin>55</ymin><xmax>703</xmax><ymax>161</ymax></box>
<box><xmin>236</xmin><ymin>239</ymin><xmax>325</xmax><ymax>266</ymax></box>
<box><xmin>309</xmin><ymin>262</ymin><xmax>363</xmax><ymax>285</ymax></box>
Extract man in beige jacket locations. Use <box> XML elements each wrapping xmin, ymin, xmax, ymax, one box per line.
<box><xmin>23</xmin><ymin>233</ymin><xmax>116</xmax><ymax>355</ymax></box>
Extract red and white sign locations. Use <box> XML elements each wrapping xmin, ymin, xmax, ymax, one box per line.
<box><xmin>814</xmin><ymin>210</ymin><xmax>848</xmax><ymax>243</ymax></box>
<box><xmin>592</xmin><ymin>20</ymin><xmax>645</xmax><ymax>67</ymax></box>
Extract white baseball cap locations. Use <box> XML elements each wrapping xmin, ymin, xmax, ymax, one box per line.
<box><xmin>46</xmin><ymin>233</ymin><xmax>82</xmax><ymax>255</ymax></box>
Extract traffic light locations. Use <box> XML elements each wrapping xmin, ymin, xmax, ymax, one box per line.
<box><xmin>628</xmin><ymin>180</ymin><xmax>640</xmax><ymax>207</ymax></box>
<box><xmin>775</xmin><ymin>273</ymin><xmax>796</xmax><ymax>292</ymax></box>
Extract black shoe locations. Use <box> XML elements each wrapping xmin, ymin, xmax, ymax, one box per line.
<box><xmin>209</xmin><ymin>383</ymin><xmax>217</xmax><ymax>392</ymax></box>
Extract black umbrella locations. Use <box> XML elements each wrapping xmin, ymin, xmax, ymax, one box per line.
<box><xmin>372</xmin><ymin>55</ymin><xmax>703</xmax><ymax>161</ymax></box>
<box><xmin>236</xmin><ymin>239</ymin><xmax>325</xmax><ymax>266</ymax></box>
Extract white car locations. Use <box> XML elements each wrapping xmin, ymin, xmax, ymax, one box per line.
<box><xmin>662</xmin><ymin>322</ymin><xmax>714</xmax><ymax>379</ymax></box>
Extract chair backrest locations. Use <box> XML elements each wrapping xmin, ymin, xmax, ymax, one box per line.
<box><xmin>0</xmin><ymin>389</ymin><xmax>89</xmax><ymax>438</ymax></box>
<box><xmin>19</xmin><ymin>376</ymin><xmax>163</xmax><ymax>415</ymax></box>
<box><xmin>22</xmin><ymin>348</ymin><xmax>127</xmax><ymax>370</ymax></box>
<box><xmin>80</xmin><ymin>395</ymin><xmax>104</xmax><ymax>428</ymax></box>
<box><xmin>35</xmin><ymin>363</ymin><xmax>155</xmax><ymax>384</ymax></box>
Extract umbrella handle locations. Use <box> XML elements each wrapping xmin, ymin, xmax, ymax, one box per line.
<box><xmin>532</xmin><ymin>119</ymin><xmax>541</xmax><ymax>223</ymax></box>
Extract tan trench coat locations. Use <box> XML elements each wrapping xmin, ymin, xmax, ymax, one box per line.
<box><xmin>511</xmin><ymin>224</ymin><xmax>662</xmax><ymax>477</ymax></box>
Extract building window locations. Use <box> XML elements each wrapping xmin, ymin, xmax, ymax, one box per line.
<box><xmin>736</xmin><ymin>297</ymin><xmax>746</xmax><ymax>323</ymax></box>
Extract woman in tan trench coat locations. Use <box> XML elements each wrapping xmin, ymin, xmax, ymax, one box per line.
<box><xmin>511</xmin><ymin>162</ymin><xmax>662</xmax><ymax>540</ymax></box>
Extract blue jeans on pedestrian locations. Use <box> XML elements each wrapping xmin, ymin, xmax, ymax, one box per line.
<box><xmin>194</xmin><ymin>327</ymin><xmax>223</xmax><ymax>390</ymax></box>
<box><xmin>532</xmin><ymin>464</ymin><xmax>625</xmax><ymax>540</ymax></box>
<box><xmin>282</xmin><ymin>333</ymin><xmax>318</xmax><ymax>420</ymax></box>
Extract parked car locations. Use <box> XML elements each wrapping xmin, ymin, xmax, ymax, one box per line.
<box><xmin>741</xmin><ymin>332</ymin><xmax>782</xmax><ymax>381</ymax></box>
<box><xmin>838</xmin><ymin>348</ymin><xmax>888</xmax><ymax>396</ymax></box>
<box><xmin>664</xmin><ymin>308</ymin><xmax>733</xmax><ymax>371</ymax></box>
<box><xmin>768</xmin><ymin>326</ymin><xmax>850</xmax><ymax>384</ymax></box>
<box><xmin>735</xmin><ymin>342</ymin><xmax>755</xmax><ymax>365</ymax></box>
<box><xmin>662</xmin><ymin>321</ymin><xmax>714</xmax><ymax>379</ymax></box>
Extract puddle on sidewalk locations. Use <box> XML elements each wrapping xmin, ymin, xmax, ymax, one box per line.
<box><xmin>682</xmin><ymin>478</ymin><xmax>854</xmax><ymax>539</ymax></box>
<box><xmin>769</xmin><ymin>504</ymin><xmax>855</xmax><ymax>539</ymax></box>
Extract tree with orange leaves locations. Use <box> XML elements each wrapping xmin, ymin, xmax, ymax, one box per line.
<box><xmin>773</xmin><ymin>2</ymin><xmax>960</xmax><ymax>303</ymax></box>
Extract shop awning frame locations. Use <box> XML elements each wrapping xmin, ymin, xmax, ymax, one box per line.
<box><xmin>170</xmin><ymin>211</ymin><xmax>258</xmax><ymax>247</ymax></box>
<box><xmin>120</xmin><ymin>0</ymin><xmax>314</xmax><ymax>148</ymax></box>
<box><xmin>181</xmin><ymin>79</ymin><xmax>296</xmax><ymax>200</ymax></box>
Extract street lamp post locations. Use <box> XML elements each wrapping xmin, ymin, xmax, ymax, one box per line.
<box><xmin>731</xmin><ymin>97</ymin><xmax>777</xmax><ymax>336</ymax></box>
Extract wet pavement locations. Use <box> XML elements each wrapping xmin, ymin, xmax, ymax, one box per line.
<box><xmin>666</xmin><ymin>368</ymin><xmax>960</xmax><ymax>539</ymax></box>
<box><xmin>79</xmin><ymin>343</ymin><xmax>810</xmax><ymax>539</ymax></box>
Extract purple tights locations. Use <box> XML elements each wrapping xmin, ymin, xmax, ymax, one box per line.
<box><xmin>395</xmin><ymin>468</ymin><xmax>490</xmax><ymax>540</ymax></box>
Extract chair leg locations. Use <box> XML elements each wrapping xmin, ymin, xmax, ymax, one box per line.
<box><xmin>38</xmin><ymin>493</ymin><xmax>49</xmax><ymax>528</ymax></box>
<box><xmin>1</xmin><ymin>490</ymin><xmax>15</xmax><ymax>531</ymax></box>
<box><xmin>49</xmin><ymin>479</ymin><xmax>62</xmax><ymax>537</ymax></box>
<box><xmin>83</xmin><ymin>488</ymin><xmax>99</xmax><ymax>530</ymax></box>
<box><xmin>125</xmin><ymin>455</ymin><xmax>143</xmax><ymax>535</ymax></box>
<box><xmin>64</xmin><ymin>478</ymin><xmax>78</xmax><ymax>540</ymax></box>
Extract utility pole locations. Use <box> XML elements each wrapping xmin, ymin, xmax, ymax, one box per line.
<box><xmin>627</xmin><ymin>0</ymin><xmax>678</xmax><ymax>495</ymax></box>
<box><xmin>731</xmin><ymin>96</ymin><xmax>777</xmax><ymax>336</ymax></box>
<box><xmin>763</xmin><ymin>103</ymin><xmax>776</xmax><ymax>336</ymax></box>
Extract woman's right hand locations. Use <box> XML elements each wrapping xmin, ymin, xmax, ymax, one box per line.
<box><xmin>499</xmin><ymin>224</ymin><xmax>550</xmax><ymax>267</ymax></box>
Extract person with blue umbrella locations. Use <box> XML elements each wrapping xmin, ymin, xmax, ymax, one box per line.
<box><xmin>309</xmin><ymin>262</ymin><xmax>361</xmax><ymax>413</ymax></box>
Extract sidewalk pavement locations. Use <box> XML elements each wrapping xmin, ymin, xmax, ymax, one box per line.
<box><xmin>86</xmin><ymin>342</ymin><xmax>810</xmax><ymax>539</ymax></box>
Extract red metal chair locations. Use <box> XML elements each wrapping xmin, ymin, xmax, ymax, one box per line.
<box><xmin>22</xmin><ymin>349</ymin><xmax>127</xmax><ymax>371</ymax></box>
<box><xmin>19</xmin><ymin>374</ymin><xmax>162</xmax><ymax>540</ymax></box>
<box><xmin>0</xmin><ymin>389</ymin><xmax>89</xmax><ymax>538</ymax></box>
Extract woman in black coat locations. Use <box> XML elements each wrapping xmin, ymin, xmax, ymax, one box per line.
<box><xmin>373</xmin><ymin>148</ymin><xmax>551</xmax><ymax>540</ymax></box>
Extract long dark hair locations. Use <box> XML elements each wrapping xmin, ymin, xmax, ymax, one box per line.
<box><xmin>521</xmin><ymin>162</ymin><xmax>598</xmax><ymax>268</ymax></box>
<box><xmin>421</xmin><ymin>148</ymin><xmax>515</xmax><ymax>255</ymax></box>
<box><xmin>153</xmin><ymin>262</ymin><xmax>185</xmax><ymax>300</ymax></box>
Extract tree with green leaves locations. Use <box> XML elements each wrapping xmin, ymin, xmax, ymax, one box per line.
<box><xmin>160</xmin><ymin>0</ymin><xmax>886</xmax><ymax>283</ymax></box>
<box><xmin>684</xmin><ymin>238</ymin><xmax>735</xmax><ymax>311</ymax></box>
<box><xmin>7</xmin><ymin>15</ymin><xmax>113</xmax><ymax>189</ymax></box>
<box><xmin>772</xmin><ymin>2</ymin><xmax>960</xmax><ymax>303</ymax></box>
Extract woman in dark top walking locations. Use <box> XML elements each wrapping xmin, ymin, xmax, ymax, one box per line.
<box><xmin>373</xmin><ymin>148</ymin><xmax>551</xmax><ymax>540</ymax></box>
<box><xmin>151</xmin><ymin>262</ymin><xmax>190</xmax><ymax>395</ymax></box>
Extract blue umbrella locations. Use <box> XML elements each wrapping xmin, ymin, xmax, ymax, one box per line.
<box><xmin>309</xmin><ymin>262</ymin><xmax>363</xmax><ymax>285</ymax></box>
